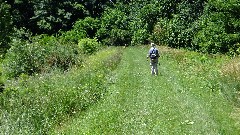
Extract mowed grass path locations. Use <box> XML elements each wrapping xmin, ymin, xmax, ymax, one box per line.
<box><xmin>53</xmin><ymin>46</ymin><xmax>239</xmax><ymax>134</ymax></box>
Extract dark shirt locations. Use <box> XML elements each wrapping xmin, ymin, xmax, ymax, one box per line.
<box><xmin>148</xmin><ymin>47</ymin><xmax>159</xmax><ymax>63</ymax></box>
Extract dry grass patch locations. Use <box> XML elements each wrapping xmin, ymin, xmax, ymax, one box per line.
<box><xmin>221</xmin><ymin>57</ymin><xmax>240</xmax><ymax>81</ymax></box>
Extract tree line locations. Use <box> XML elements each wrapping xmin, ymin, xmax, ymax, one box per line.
<box><xmin>1</xmin><ymin>0</ymin><xmax>240</xmax><ymax>55</ymax></box>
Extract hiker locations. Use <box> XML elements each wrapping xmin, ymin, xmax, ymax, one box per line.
<box><xmin>147</xmin><ymin>42</ymin><xmax>160</xmax><ymax>75</ymax></box>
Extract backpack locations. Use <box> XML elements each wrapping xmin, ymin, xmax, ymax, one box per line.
<box><xmin>150</xmin><ymin>48</ymin><xmax>158</xmax><ymax>59</ymax></box>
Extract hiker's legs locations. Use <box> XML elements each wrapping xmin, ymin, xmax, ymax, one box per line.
<box><xmin>155</xmin><ymin>63</ymin><xmax>158</xmax><ymax>75</ymax></box>
<box><xmin>151</xmin><ymin>62</ymin><xmax>158</xmax><ymax>75</ymax></box>
<box><xmin>151</xmin><ymin>66</ymin><xmax>155</xmax><ymax>75</ymax></box>
<box><xmin>150</xmin><ymin>63</ymin><xmax>154</xmax><ymax>75</ymax></box>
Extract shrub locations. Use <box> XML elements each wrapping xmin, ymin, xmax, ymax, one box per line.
<box><xmin>149</xmin><ymin>19</ymin><xmax>167</xmax><ymax>46</ymax></box>
<box><xmin>2</xmin><ymin>37</ymin><xmax>81</xmax><ymax>80</ymax></box>
<box><xmin>150</xmin><ymin>1</ymin><xmax>205</xmax><ymax>49</ymax></box>
<box><xmin>73</xmin><ymin>17</ymin><xmax>100</xmax><ymax>38</ymax></box>
<box><xmin>58</xmin><ymin>29</ymin><xmax>87</xmax><ymax>44</ymax></box>
<box><xmin>130</xmin><ymin>2</ymin><xmax>162</xmax><ymax>45</ymax></box>
<box><xmin>78</xmin><ymin>38</ymin><xmax>101</xmax><ymax>54</ymax></box>
<box><xmin>193</xmin><ymin>12</ymin><xmax>229</xmax><ymax>53</ymax></box>
<box><xmin>109</xmin><ymin>28</ymin><xmax>131</xmax><ymax>46</ymax></box>
<box><xmin>58</xmin><ymin>17</ymin><xmax>100</xmax><ymax>44</ymax></box>
<box><xmin>34</xmin><ymin>34</ymin><xmax>59</xmax><ymax>46</ymax></box>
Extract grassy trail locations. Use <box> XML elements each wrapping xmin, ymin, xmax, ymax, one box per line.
<box><xmin>53</xmin><ymin>46</ymin><xmax>239</xmax><ymax>134</ymax></box>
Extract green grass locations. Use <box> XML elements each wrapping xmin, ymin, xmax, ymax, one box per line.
<box><xmin>1</xmin><ymin>46</ymin><xmax>239</xmax><ymax>134</ymax></box>
<box><xmin>52</xmin><ymin>46</ymin><xmax>240</xmax><ymax>134</ymax></box>
<box><xmin>0</xmin><ymin>47</ymin><xmax>122</xmax><ymax>134</ymax></box>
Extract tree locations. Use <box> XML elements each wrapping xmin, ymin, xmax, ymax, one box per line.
<box><xmin>193</xmin><ymin>0</ymin><xmax>240</xmax><ymax>54</ymax></box>
<box><xmin>6</xmin><ymin>0</ymin><xmax>113</xmax><ymax>35</ymax></box>
<box><xmin>6</xmin><ymin>0</ymin><xmax>36</xmax><ymax>33</ymax></box>
<box><xmin>0</xmin><ymin>1</ymin><xmax>13</xmax><ymax>54</ymax></box>
<box><xmin>129</xmin><ymin>1</ymin><xmax>161</xmax><ymax>45</ymax></box>
<box><xmin>151</xmin><ymin>0</ymin><xmax>206</xmax><ymax>49</ymax></box>
<box><xmin>97</xmin><ymin>5</ymin><xmax>131</xmax><ymax>46</ymax></box>
<box><xmin>30</xmin><ymin>0</ymin><xmax>89</xmax><ymax>34</ymax></box>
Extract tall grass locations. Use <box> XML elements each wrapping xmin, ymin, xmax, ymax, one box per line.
<box><xmin>157</xmin><ymin>46</ymin><xmax>240</xmax><ymax>134</ymax></box>
<box><xmin>52</xmin><ymin>46</ymin><xmax>240</xmax><ymax>134</ymax></box>
<box><xmin>0</xmin><ymin>47</ymin><xmax>122</xmax><ymax>134</ymax></box>
<box><xmin>220</xmin><ymin>57</ymin><xmax>240</xmax><ymax>106</ymax></box>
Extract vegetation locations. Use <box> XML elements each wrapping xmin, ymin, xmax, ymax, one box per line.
<box><xmin>78</xmin><ymin>38</ymin><xmax>101</xmax><ymax>55</ymax></box>
<box><xmin>0</xmin><ymin>48</ymin><xmax>122</xmax><ymax>134</ymax></box>
<box><xmin>1</xmin><ymin>0</ymin><xmax>239</xmax><ymax>54</ymax></box>
<box><xmin>52</xmin><ymin>46</ymin><xmax>240</xmax><ymax>134</ymax></box>
<box><xmin>0</xmin><ymin>2</ymin><xmax>12</xmax><ymax>53</ymax></box>
<box><xmin>2</xmin><ymin>36</ymin><xmax>82</xmax><ymax>79</ymax></box>
<box><xmin>0</xmin><ymin>0</ymin><xmax>240</xmax><ymax>134</ymax></box>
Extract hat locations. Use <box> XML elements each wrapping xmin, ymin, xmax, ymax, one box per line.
<box><xmin>151</xmin><ymin>42</ymin><xmax>155</xmax><ymax>47</ymax></box>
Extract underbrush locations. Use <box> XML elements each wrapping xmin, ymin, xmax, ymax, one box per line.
<box><xmin>0</xmin><ymin>47</ymin><xmax>122</xmax><ymax>134</ymax></box>
<box><xmin>2</xmin><ymin>36</ymin><xmax>102</xmax><ymax>80</ymax></box>
<box><xmin>2</xmin><ymin>37</ymin><xmax>82</xmax><ymax>80</ymax></box>
<box><xmin>161</xmin><ymin>45</ymin><xmax>240</xmax><ymax>106</ymax></box>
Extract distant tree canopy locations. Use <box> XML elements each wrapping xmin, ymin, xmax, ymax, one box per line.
<box><xmin>6</xmin><ymin>0</ymin><xmax>114</xmax><ymax>34</ymax></box>
<box><xmin>1</xmin><ymin>0</ymin><xmax>240</xmax><ymax>54</ymax></box>
<box><xmin>191</xmin><ymin>0</ymin><xmax>240</xmax><ymax>54</ymax></box>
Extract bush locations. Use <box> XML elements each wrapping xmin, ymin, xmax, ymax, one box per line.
<box><xmin>2</xmin><ymin>37</ymin><xmax>81</xmax><ymax>79</ymax></box>
<box><xmin>58</xmin><ymin>29</ymin><xmax>87</xmax><ymax>44</ymax></box>
<box><xmin>130</xmin><ymin>2</ymin><xmax>161</xmax><ymax>45</ymax></box>
<box><xmin>109</xmin><ymin>28</ymin><xmax>131</xmax><ymax>46</ymax></box>
<box><xmin>193</xmin><ymin>12</ymin><xmax>227</xmax><ymax>53</ymax></box>
<box><xmin>58</xmin><ymin>17</ymin><xmax>100</xmax><ymax>44</ymax></box>
<box><xmin>73</xmin><ymin>17</ymin><xmax>100</xmax><ymax>38</ymax></box>
<box><xmin>78</xmin><ymin>38</ymin><xmax>101</xmax><ymax>54</ymax></box>
<box><xmin>149</xmin><ymin>19</ymin><xmax>167</xmax><ymax>46</ymax></box>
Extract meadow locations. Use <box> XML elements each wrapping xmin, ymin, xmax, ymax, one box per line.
<box><xmin>1</xmin><ymin>0</ymin><xmax>240</xmax><ymax>134</ymax></box>
<box><xmin>52</xmin><ymin>46</ymin><xmax>240</xmax><ymax>134</ymax></box>
<box><xmin>0</xmin><ymin>47</ymin><xmax>122</xmax><ymax>134</ymax></box>
<box><xmin>1</xmin><ymin>46</ymin><xmax>240</xmax><ymax>134</ymax></box>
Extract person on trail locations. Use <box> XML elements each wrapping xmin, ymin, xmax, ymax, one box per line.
<box><xmin>147</xmin><ymin>42</ymin><xmax>160</xmax><ymax>76</ymax></box>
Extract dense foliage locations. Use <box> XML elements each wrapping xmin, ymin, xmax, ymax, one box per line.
<box><xmin>96</xmin><ymin>6</ymin><xmax>131</xmax><ymax>46</ymax></box>
<box><xmin>78</xmin><ymin>38</ymin><xmax>101</xmax><ymax>54</ymax></box>
<box><xmin>5</xmin><ymin>0</ymin><xmax>113</xmax><ymax>34</ymax></box>
<box><xmin>1</xmin><ymin>0</ymin><xmax>239</xmax><ymax>55</ymax></box>
<box><xmin>0</xmin><ymin>2</ymin><xmax>12</xmax><ymax>54</ymax></box>
<box><xmin>2</xmin><ymin>36</ymin><xmax>82</xmax><ymax>79</ymax></box>
<box><xmin>0</xmin><ymin>0</ymin><xmax>239</xmax><ymax>87</ymax></box>
<box><xmin>193</xmin><ymin>0</ymin><xmax>240</xmax><ymax>54</ymax></box>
